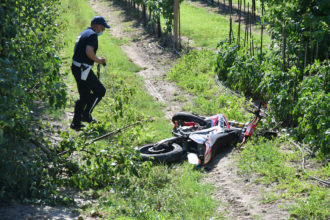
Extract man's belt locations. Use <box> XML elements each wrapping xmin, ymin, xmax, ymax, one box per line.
<box><xmin>72</xmin><ymin>60</ymin><xmax>90</xmax><ymax>67</ymax></box>
<box><xmin>72</xmin><ymin>60</ymin><xmax>92</xmax><ymax>81</ymax></box>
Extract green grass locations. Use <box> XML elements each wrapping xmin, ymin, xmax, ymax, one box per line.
<box><xmin>59</xmin><ymin>0</ymin><xmax>221</xmax><ymax>218</ymax></box>
<box><xmin>86</xmin><ymin>163</ymin><xmax>220</xmax><ymax>219</ymax></box>
<box><xmin>237</xmin><ymin>138</ymin><xmax>330</xmax><ymax>219</ymax></box>
<box><xmin>167</xmin><ymin>1</ymin><xmax>271</xmax><ymax>49</ymax></box>
<box><xmin>193</xmin><ymin>0</ymin><xmax>264</xmax><ymax>13</ymax></box>
<box><xmin>167</xmin><ymin>49</ymin><xmax>249</xmax><ymax>122</ymax></box>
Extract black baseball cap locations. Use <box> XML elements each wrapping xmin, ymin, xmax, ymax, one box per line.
<box><xmin>91</xmin><ymin>16</ymin><xmax>110</xmax><ymax>28</ymax></box>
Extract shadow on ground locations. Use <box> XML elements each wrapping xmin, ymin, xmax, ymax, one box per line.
<box><xmin>0</xmin><ymin>205</ymin><xmax>79</xmax><ymax>220</ymax></box>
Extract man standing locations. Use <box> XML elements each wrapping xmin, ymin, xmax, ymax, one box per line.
<box><xmin>70</xmin><ymin>16</ymin><xmax>110</xmax><ymax>130</ymax></box>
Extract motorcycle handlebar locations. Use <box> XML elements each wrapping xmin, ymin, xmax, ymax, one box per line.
<box><xmin>253</xmin><ymin>101</ymin><xmax>267</xmax><ymax>118</ymax></box>
<box><xmin>173</xmin><ymin>128</ymin><xmax>197</xmax><ymax>137</ymax></box>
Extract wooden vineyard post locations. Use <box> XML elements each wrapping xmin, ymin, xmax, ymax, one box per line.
<box><xmin>142</xmin><ymin>4</ymin><xmax>146</xmax><ymax>26</ymax></box>
<box><xmin>179</xmin><ymin>3</ymin><xmax>181</xmax><ymax>47</ymax></box>
<box><xmin>237</xmin><ymin>0</ymin><xmax>241</xmax><ymax>48</ymax></box>
<box><xmin>282</xmin><ymin>24</ymin><xmax>287</xmax><ymax>71</ymax></box>
<box><xmin>304</xmin><ymin>41</ymin><xmax>308</xmax><ymax>69</ymax></box>
<box><xmin>243</xmin><ymin>0</ymin><xmax>246</xmax><ymax>47</ymax></box>
<box><xmin>309</xmin><ymin>22</ymin><xmax>313</xmax><ymax>64</ymax></box>
<box><xmin>157</xmin><ymin>17</ymin><xmax>161</xmax><ymax>38</ymax></box>
<box><xmin>174</xmin><ymin>0</ymin><xmax>180</xmax><ymax>50</ymax></box>
<box><xmin>252</xmin><ymin>0</ymin><xmax>256</xmax><ymax>21</ymax></box>
<box><xmin>260</xmin><ymin>0</ymin><xmax>264</xmax><ymax>56</ymax></box>
<box><xmin>245</xmin><ymin>2</ymin><xmax>249</xmax><ymax>48</ymax></box>
<box><xmin>250</xmin><ymin>6</ymin><xmax>253</xmax><ymax>56</ymax></box>
<box><xmin>315</xmin><ymin>41</ymin><xmax>318</xmax><ymax>60</ymax></box>
<box><xmin>229</xmin><ymin>0</ymin><xmax>233</xmax><ymax>44</ymax></box>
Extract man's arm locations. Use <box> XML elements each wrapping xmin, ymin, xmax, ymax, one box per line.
<box><xmin>86</xmin><ymin>45</ymin><xmax>106</xmax><ymax>64</ymax></box>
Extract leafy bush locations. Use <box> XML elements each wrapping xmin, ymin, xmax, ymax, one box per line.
<box><xmin>294</xmin><ymin>60</ymin><xmax>330</xmax><ymax>155</ymax></box>
<box><xmin>264</xmin><ymin>0</ymin><xmax>330</xmax><ymax>64</ymax></box>
<box><xmin>0</xmin><ymin>0</ymin><xmax>67</xmax><ymax>203</ymax></box>
<box><xmin>262</xmin><ymin>65</ymin><xmax>301</xmax><ymax>126</ymax></box>
<box><xmin>0</xmin><ymin>0</ymin><xmax>153</xmax><ymax>204</ymax></box>
<box><xmin>215</xmin><ymin>41</ymin><xmax>240</xmax><ymax>82</ymax></box>
<box><xmin>121</xmin><ymin>0</ymin><xmax>182</xmax><ymax>33</ymax></box>
<box><xmin>215</xmin><ymin>39</ymin><xmax>329</xmax><ymax>156</ymax></box>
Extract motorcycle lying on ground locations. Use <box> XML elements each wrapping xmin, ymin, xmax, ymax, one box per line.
<box><xmin>139</xmin><ymin>102</ymin><xmax>268</xmax><ymax>166</ymax></box>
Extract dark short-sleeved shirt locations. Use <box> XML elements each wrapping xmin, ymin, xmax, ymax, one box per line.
<box><xmin>72</xmin><ymin>27</ymin><xmax>98</xmax><ymax>65</ymax></box>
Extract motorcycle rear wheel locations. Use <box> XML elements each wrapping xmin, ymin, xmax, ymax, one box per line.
<box><xmin>139</xmin><ymin>143</ymin><xmax>184</xmax><ymax>163</ymax></box>
<box><xmin>172</xmin><ymin>112</ymin><xmax>207</xmax><ymax>126</ymax></box>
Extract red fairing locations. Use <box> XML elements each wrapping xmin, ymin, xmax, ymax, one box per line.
<box><xmin>184</xmin><ymin>122</ymin><xmax>200</xmax><ymax>127</ymax></box>
<box><xmin>223</xmin><ymin>114</ymin><xmax>230</xmax><ymax>129</ymax></box>
<box><xmin>244</xmin><ymin>123</ymin><xmax>256</xmax><ymax>137</ymax></box>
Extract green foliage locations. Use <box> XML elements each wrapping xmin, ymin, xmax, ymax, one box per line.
<box><xmin>238</xmin><ymin>139</ymin><xmax>330</xmax><ymax>219</ymax></box>
<box><xmin>215</xmin><ymin>38</ymin><xmax>329</xmax><ymax>155</ymax></box>
<box><xmin>215</xmin><ymin>41</ymin><xmax>240</xmax><ymax>81</ymax></box>
<box><xmin>168</xmin><ymin>49</ymin><xmax>248</xmax><ymax>121</ymax></box>
<box><xmin>0</xmin><ymin>143</ymin><xmax>54</xmax><ymax>203</ymax></box>
<box><xmin>263</xmin><ymin>0</ymin><xmax>329</xmax><ymax>64</ymax></box>
<box><xmin>216</xmin><ymin>41</ymin><xmax>267</xmax><ymax>97</ymax></box>
<box><xmin>214</xmin><ymin>0</ymin><xmax>330</xmax><ymax>156</ymax></box>
<box><xmin>238</xmin><ymin>139</ymin><xmax>296</xmax><ymax>184</ymax></box>
<box><xmin>294</xmin><ymin>60</ymin><xmax>330</xmax><ymax>155</ymax></box>
<box><xmin>90</xmin><ymin>163</ymin><xmax>220</xmax><ymax>219</ymax></box>
<box><xmin>61</xmin><ymin>78</ymin><xmax>154</xmax><ymax>190</ymax></box>
<box><xmin>122</xmin><ymin>0</ymin><xmax>181</xmax><ymax>33</ymax></box>
<box><xmin>0</xmin><ymin>0</ymin><xmax>67</xmax><ymax>203</ymax></box>
<box><xmin>0</xmin><ymin>0</ymin><xmax>163</xmax><ymax>204</ymax></box>
<box><xmin>289</xmin><ymin>187</ymin><xmax>330</xmax><ymax>219</ymax></box>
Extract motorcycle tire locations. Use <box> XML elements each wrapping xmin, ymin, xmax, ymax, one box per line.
<box><xmin>172</xmin><ymin>112</ymin><xmax>207</xmax><ymax>126</ymax></box>
<box><xmin>139</xmin><ymin>143</ymin><xmax>184</xmax><ymax>163</ymax></box>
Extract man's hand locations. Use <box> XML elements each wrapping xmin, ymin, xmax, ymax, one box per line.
<box><xmin>98</xmin><ymin>57</ymin><xmax>106</xmax><ymax>65</ymax></box>
<box><xmin>86</xmin><ymin>45</ymin><xmax>106</xmax><ymax>64</ymax></box>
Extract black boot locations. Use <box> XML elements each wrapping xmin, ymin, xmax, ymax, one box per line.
<box><xmin>70</xmin><ymin>122</ymin><xmax>85</xmax><ymax>131</ymax></box>
<box><xmin>71</xmin><ymin>100</ymin><xmax>85</xmax><ymax>130</ymax></box>
<box><xmin>81</xmin><ymin>115</ymin><xmax>97</xmax><ymax>123</ymax></box>
<box><xmin>82</xmin><ymin>95</ymin><xmax>101</xmax><ymax>123</ymax></box>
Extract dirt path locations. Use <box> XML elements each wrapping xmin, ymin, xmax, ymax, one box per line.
<box><xmin>204</xmin><ymin>147</ymin><xmax>290</xmax><ymax>219</ymax></box>
<box><xmin>90</xmin><ymin>0</ymin><xmax>194</xmax><ymax>119</ymax></box>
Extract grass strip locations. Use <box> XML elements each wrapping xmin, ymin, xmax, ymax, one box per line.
<box><xmin>171</xmin><ymin>1</ymin><xmax>271</xmax><ymax>49</ymax></box>
<box><xmin>237</xmin><ymin>138</ymin><xmax>330</xmax><ymax>219</ymax></box>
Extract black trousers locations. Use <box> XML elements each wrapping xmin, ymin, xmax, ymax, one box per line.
<box><xmin>71</xmin><ymin>65</ymin><xmax>106</xmax><ymax>123</ymax></box>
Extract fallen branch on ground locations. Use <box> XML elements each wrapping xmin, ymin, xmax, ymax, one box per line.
<box><xmin>58</xmin><ymin>118</ymin><xmax>154</xmax><ymax>156</ymax></box>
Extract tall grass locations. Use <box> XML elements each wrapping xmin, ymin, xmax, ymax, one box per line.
<box><xmin>237</xmin><ymin>138</ymin><xmax>330</xmax><ymax>219</ymax></box>
<box><xmin>92</xmin><ymin>163</ymin><xmax>220</xmax><ymax>219</ymax></box>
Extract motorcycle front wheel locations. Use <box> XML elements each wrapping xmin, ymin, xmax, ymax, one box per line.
<box><xmin>139</xmin><ymin>143</ymin><xmax>184</xmax><ymax>163</ymax></box>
